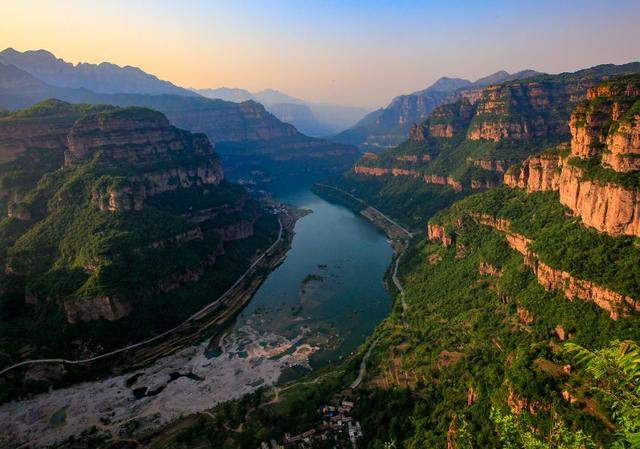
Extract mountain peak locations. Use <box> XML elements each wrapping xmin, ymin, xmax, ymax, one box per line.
<box><xmin>473</xmin><ymin>69</ymin><xmax>544</xmax><ymax>86</ymax></box>
<box><xmin>428</xmin><ymin>77</ymin><xmax>473</xmax><ymax>93</ymax></box>
<box><xmin>0</xmin><ymin>48</ymin><xmax>195</xmax><ymax>97</ymax></box>
<box><xmin>0</xmin><ymin>47</ymin><xmax>19</xmax><ymax>56</ymax></box>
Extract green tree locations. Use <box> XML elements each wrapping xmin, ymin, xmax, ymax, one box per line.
<box><xmin>565</xmin><ymin>341</ymin><xmax>640</xmax><ymax>448</ymax></box>
<box><xmin>490</xmin><ymin>407</ymin><xmax>595</xmax><ymax>449</ymax></box>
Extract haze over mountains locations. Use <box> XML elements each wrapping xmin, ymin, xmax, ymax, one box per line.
<box><xmin>0</xmin><ymin>48</ymin><xmax>369</xmax><ymax>137</ymax></box>
<box><xmin>2</xmin><ymin>31</ymin><xmax>640</xmax><ymax>449</ymax></box>
<box><xmin>0</xmin><ymin>48</ymin><xmax>196</xmax><ymax>97</ymax></box>
<box><xmin>194</xmin><ymin>86</ymin><xmax>370</xmax><ymax>137</ymax></box>
<box><xmin>0</xmin><ymin>49</ymin><xmax>358</xmax><ymax>179</ymax></box>
<box><xmin>334</xmin><ymin>69</ymin><xmax>544</xmax><ymax>151</ymax></box>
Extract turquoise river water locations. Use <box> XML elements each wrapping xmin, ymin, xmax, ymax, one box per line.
<box><xmin>235</xmin><ymin>184</ymin><xmax>394</xmax><ymax>367</ymax></box>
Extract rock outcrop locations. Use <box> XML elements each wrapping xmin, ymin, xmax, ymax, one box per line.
<box><xmin>470</xmin><ymin>158</ymin><xmax>509</xmax><ymax>173</ymax></box>
<box><xmin>427</xmin><ymin>99</ymin><xmax>475</xmax><ymax>138</ymax></box>
<box><xmin>479</xmin><ymin>261</ymin><xmax>501</xmax><ymax>276</ymax></box>
<box><xmin>429</xmin><ymin>213</ymin><xmax>640</xmax><ymax>319</ymax></box>
<box><xmin>408</xmin><ymin>123</ymin><xmax>427</xmax><ymax>141</ymax></box>
<box><xmin>504</xmin><ymin>151</ymin><xmax>563</xmax><ymax>192</ymax></box>
<box><xmin>427</xmin><ymin>223</ymin><xmax>452</xmax><ymax>247</ymax></box>
<box><xmin>0</xmin><ymin>100</ymin><xmax>266</xmax><ymax>328</ymax></box>
<box><xmin>558</xmin><ymin>164</ymin><xmax>640</xmax><ymax>237</ymax></box>
<box><xmin>64</xmin><ymin>296</ymin><xmax>131</xmax><ymax>324</ymax></box>
<box><xmin>504</xmin><ymin>75</ymin><xmax>640</xmax><ymax>237</ymax></box>
<box><xmin>0</xmin><ymin>101</ymin><xmax>77</xmax><ymax>162</ymax></box>
<box><xmin>71</xmin><ymin>109</ymin><xmax>223</xmax><ymax>211</ymax></box>
<box><xmin>354</xmin><ymin>165</ymin><xmax>464</xmax><ymax>191</ymax></box>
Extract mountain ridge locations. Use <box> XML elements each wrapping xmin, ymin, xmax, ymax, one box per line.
<box><xmin>0</xmin><ymin>47</ymin><xmax>197</xmax><ymax>97</ymax></box>
<box><xmin>333</xmin><ymin>69</ymin><xmax>544</xmax><ymax>150</ymax></box>
<box><xmin>193</xmin><ymin>86</ymin><xmax>369</xmax><ymax>136</ymax></box>
<box><xmin>0</xmin><ymin>62</ymin><xmax>358</xmax><ymax>180</ymax></box>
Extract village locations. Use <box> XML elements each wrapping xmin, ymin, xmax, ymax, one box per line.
<box><xmin>259</xmin><ymin>398</ymin><xmax>364</xmax><ymax>449</ymax></box>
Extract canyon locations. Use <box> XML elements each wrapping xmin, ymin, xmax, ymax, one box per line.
<box><xmin>0</xmin><ymin>100</ymin><xmax>279</xmax><ymax>378</ymax></box>
<box><xmin>0</xmin><ymin>36</ymin><xmax>639</xmax><ymax>448</ymax></box>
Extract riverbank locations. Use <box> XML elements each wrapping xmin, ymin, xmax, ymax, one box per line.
<box><xmin>312</xmin><ymin>182</ymin><xmax>413</xmax><ymax>239</ymax></box>
<box><xmin>0</xmin><ymin>210</ymin><xmax>302</xmax><ymax>448</ymax></box>
<box><xmin>0</xmin><ymin>185</ymin><xmax>398</xmax><ymax>448</ymax></box>
<box><xmin>135</xmin><ymin>184</ymin><xmax>415</xmax><ymax>449</ymax></box>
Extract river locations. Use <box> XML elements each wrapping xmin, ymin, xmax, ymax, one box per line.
<box><xmin>0</xmin><ymin>184</ymin><xmax>393</xmax><ymax>447</ymax></box>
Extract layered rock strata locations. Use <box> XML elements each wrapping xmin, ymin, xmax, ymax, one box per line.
<box><xmin>505</xmin><ymin>76</ymin><xmax>640</xmax><ymax>237</ymax></box>
<box><xmin>428</xmin><ymin>213</ymin><xmax>639</xmax><ymax>319</ymax></box>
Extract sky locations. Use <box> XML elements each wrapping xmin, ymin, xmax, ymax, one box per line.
<box><xmin>2</xmin><ymin>0</ymin><xmax>640</xmax><ymax>109</ymax></box>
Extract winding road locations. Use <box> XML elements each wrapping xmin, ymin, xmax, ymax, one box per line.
<box><xmin>350</xmin><ymin>249</ymin><xmax>410</xmax><ymax>388</ymax></box>
<box><xmin>392</xmin><ymin>250</ymin><xmax>410</xmax><ymax>328</ymax></box>
<box><xmin>350</xmin><ymin>338</ymin><xmax>380</xmax><ymax>389</ymax></box>
<box><xmin>0</xmin><ymin>215</ymin><xmax>285</xmax><ymax>377</ymax></box>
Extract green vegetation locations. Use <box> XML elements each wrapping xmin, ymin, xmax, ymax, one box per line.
<box><xmin>433</xmin><ymin>187</ymin><xmax>640</xmax><ymax>298</ymax></box>
<box><xmin>0</xmin><ymin>99</ymin><xmax>112</xmax><ymax>120</ymax></box>
<box><xmin>564</xmin><ymin>341</ymin><xmax>640</xmax><ymax>448</ymax></box>
<box><xmin>492</xmin><ymin>340</ymin><xmax>640</xmax><ymax>448</ymax></box>
<box><xmin>0</xmin><ymin>102</ymin><xmax>280</xmax><ymax>381</ymax></box>
<box><xmin>491</xmin><ymin>407</ymin><xmax>596</xmax><ymax>449</ymax></box>
<box><xmin>301</xmin><ymin>274</ymin><xmax>324</xmax><ymax>285</ymax></box>
<box><xmin>359</xmin><ymin>215</ymin><xmax>640</xmax><ymax>447</ymax></box>
<box><xmin>317</xmin><ymin>173</ymin><xmax>467</xmax><ymax>229</ymax></box>
<box><xmin>569</xmin><ymin>156</ymin><xmax>640</xmax><ymax>189</ymax></box>
<box><xmin>159</xmin><ymin>72</ymin><xmax>640</xmax><ymax>448</ymax></box>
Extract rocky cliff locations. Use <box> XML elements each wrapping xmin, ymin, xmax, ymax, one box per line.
<box><xmin>66</xmin><ymin>107</ymin><xmax>224</xmax><ymax>212</ymax></box>
<box><xmin>423</xmin><ymin>76</ymin><xmax>640</xmax><ymax>322</ymax></box>
<box><xmin>351</xmin><ymin>65</ymin><xmax>640</xmax><ymax>206</ymax></box>
<box><xmin>467</xmin><ymin>213</ymin><xmax>638</xmax><ymax>319</ymax></box>
<box><xmin>503</xmin><ymin>146</ymin><xmax>566</xmax><ymax>192</ymax></box>
<box><xmin>349</xmin><ymin>96</ymin><xmax>503</xmax><ymax>192</ymax></box>
<box><xmin>505</xmin><ymin>75</ymin><xmax>640</xmax><ymax>237</ymax></box>
<box><xmin>0</xmin><ymin>100</ymin><xmax>118</xmax><ymax>167</ymax></box>
<box><xmin>0</xmin><ymin>100</ymin><xmax>275</xmax><ymax>362</ymax></box>
<box><xmin>333</xmin><ymin>69</ymin><xmax>544</xmax><ymax>150</ymax></box>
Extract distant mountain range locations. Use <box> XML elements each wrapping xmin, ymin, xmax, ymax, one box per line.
<box><xmin>193</xmin><ymin>87</ymin><xmax>370</xmax><ymax>137</ymax></box>
<box><xmin>0</xmin><ymin>47</ymin><xmax>196</xmax><ymax>97</ymax></box>
<box><xmin>0</xmin><ymin>50</ymin><xmax>358</xmax><ymax>179</ymax></box>
<box><xmin>0</xmin><ymin>48</ymin><xmax>369</xmax><ymax>137</ymax></box>
<box><xmin>332</xmin><ymin>69</ymin><xmax>543</xmax><ymax>151</ymax></box>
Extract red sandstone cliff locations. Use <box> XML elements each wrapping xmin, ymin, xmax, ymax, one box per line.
<box><xmin>504</xmin><ymin>76</ymin><xmax>640</xmax><ymax>237</ymax></box>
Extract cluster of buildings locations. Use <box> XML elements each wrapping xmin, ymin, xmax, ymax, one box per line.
<box><xmin>260</xmin><ymin>399</ymin><xmax>364</xmax><ymax>449</ymax></box>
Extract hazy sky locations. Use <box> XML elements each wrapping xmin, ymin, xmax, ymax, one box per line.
<box><xmin>3</xmin><ymin>0</ymin><xmax>640</xmax><ymax>109</ymax></box>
